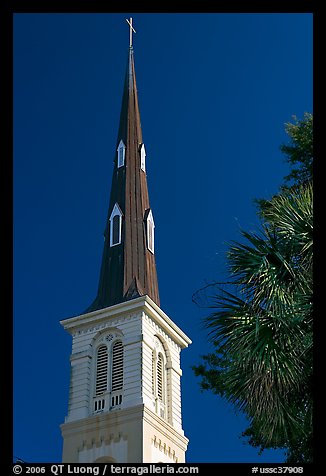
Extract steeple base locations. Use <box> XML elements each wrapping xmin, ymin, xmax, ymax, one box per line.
<box><xmin>61</xmin><ymin>404</ymin><xmax>189</xmax><ymax>463</ymax></box>
<box><xmin>60</xmin><ymin>296</ymin><xmax>191</xmax><ymax>463</ymax></box>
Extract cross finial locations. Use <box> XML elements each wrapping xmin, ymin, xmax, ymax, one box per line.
<box><xmin>126</xmin><ymin>17</ymin><xmax>136</xmax><ymax>48</ymax></box>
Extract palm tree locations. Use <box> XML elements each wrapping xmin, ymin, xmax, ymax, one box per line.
<box><xmin>193</xmin><ymin>182</ymin><xmax>313</xmax><ymax>461</ymax></box>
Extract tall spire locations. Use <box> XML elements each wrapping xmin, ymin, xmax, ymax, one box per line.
<box><xmin>86</xmin><ymin>31</ymin><xmax>160</xmax><ymax>312</ymax></box>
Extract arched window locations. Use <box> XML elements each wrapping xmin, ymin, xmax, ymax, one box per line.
<box><xmin>109</xmin><ymin>203</ymin><xmax>123</xmax><ymax>247</ymax></box>
<box><xmin>94</xmin><ymin>457</ymin><xmax>117</xmax><ymax>463</ymax></box>
<box><xmin>93</xmin><ymin>332</ymin><xmax>124</xmax><ymax>414</ymax></box>
<box><xmin>152</xmin><ymin>337</ymin><xmax>167</xmax><ymax>419</ymax></box>
<box><xmin>117</xmin><ymin>140</ymin><xmax>126</xmax><ymax>168</ymax></box>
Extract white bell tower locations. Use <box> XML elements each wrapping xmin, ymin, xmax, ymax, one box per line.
<box><xmin>60</xmin><ymin>19</ymin><xmax>191</xmax><ymax>463</ymax></box>
<box><xmin>60</xmin><ymin>296</ymin><xmax>191</xmax><ymax>463</ymax></box>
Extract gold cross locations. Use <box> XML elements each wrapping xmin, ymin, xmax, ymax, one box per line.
<box><xmin>126</xmin><ymin>17</ymin><xmax>136</xmax><ymax>48</ymax></box>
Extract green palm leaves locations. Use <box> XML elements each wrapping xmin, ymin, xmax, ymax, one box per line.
<box><xmin>193</xmin><ymin>115</ymin><xmax>313</xmax><ymax>462</ymax></box>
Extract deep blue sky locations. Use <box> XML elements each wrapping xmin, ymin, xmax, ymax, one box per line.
<box><xmin>13</xmin><ymin>13</ymin><xmax>312</xmax><ymax>463</ymax></box>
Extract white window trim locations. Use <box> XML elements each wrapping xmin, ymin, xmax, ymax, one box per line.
<box><xmin>140</xmin><ymin>143</ymin><xmax>146</xmax><ymax>172</ymax></box>
<box><xmin>117</xmin><ymin>140</ymin><xmax>126</xmax><ymax>168</ymax></box>
<box><xmin>109</xmin><ymin>203</ymin><xmax>123</xmax><ymax>247</ymax></box>
<box><xmin>146</xmin><ymin>209</ymin><xmax>155</xmax><ymax>254</ymax></box>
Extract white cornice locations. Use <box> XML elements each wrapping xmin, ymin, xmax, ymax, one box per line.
<box><xmin>60</xmin><ymin>296</ymin><xmax>192</xmax><ymax>349</ymax></box>
<box><xmin>142</xmin><ymin>297</ymin><xmax>191</xmax><ymax>348</ymax></box>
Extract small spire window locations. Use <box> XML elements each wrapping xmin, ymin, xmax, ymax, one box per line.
<box><xmin>109</xmin><ymin>203</ymin><xmax>123</xmax><ymax>247</ymax></box>
<box><xmin>140</xmin><ymin>143</ymin><xmax>146</xmax><ymax>172</ymax></box>
<box><xmin>145</xmin><ymin>209</ymin><xmax>155</xmax><ymax>254</ymax></box>
<box><xmin>117</xmin><ymin>140</ymin><xmax>126</xmax><ymax>168</ymax></box>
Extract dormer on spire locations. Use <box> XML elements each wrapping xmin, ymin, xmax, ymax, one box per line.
<box><xmin>117</xmin><ymin>140</ymin><xmax>126</xmax><ymax>168</ymax></box>
<box><xmin>109</xmin><ymin>203</ymin><xmax>123</xmax><ymax>247</ymax></box>
<box><xmin>140</xmin><ymin>143</ymin><xmax>146</xmax><ymax>171</ymax></box>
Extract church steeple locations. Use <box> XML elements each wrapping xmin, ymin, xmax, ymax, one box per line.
<box><xmin>86</xmin><ymin>39</ymin><xmax>160</xmax><ymax>312</ymax></box>
<box><xmin>60</xmin><ymin>21</ymin><xmax>191</xmax><ymax>463</ymax></box>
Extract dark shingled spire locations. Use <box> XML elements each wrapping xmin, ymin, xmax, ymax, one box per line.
<box><xmin>86</xmin><ymin>47</ymin><xmax>160</xmax><ymax>312</ymax></box>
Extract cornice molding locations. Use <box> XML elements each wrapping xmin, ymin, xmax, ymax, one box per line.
<box><xmin>60</xmin><ymin>296</ymin><xmax>191</xmax><ymax>349</ymax></box>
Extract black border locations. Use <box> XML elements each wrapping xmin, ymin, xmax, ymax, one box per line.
<box><xmin>4</xmin><ymin>0</ymin><xmax>319</xmax><ymax>470</ymax></box>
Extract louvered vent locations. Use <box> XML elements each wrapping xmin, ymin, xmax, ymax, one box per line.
<box><xmin>96</xmin><ymin>345</ymin><xmax>108</xmax><ymax>396</ymax></box>
<box><xmin>157</xmin><ymin>353</ymin><xmax>164</xmax><ymax>401</ymax></box>
<box><xmin>152</xmin><ymin>351</ymin><xmax>155</xmax><ymax>395</ymax></box>
<box><xmin>111</xmin><ymin>341</ymin><xmax>124</xmax><ymax>391</ymax></box>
